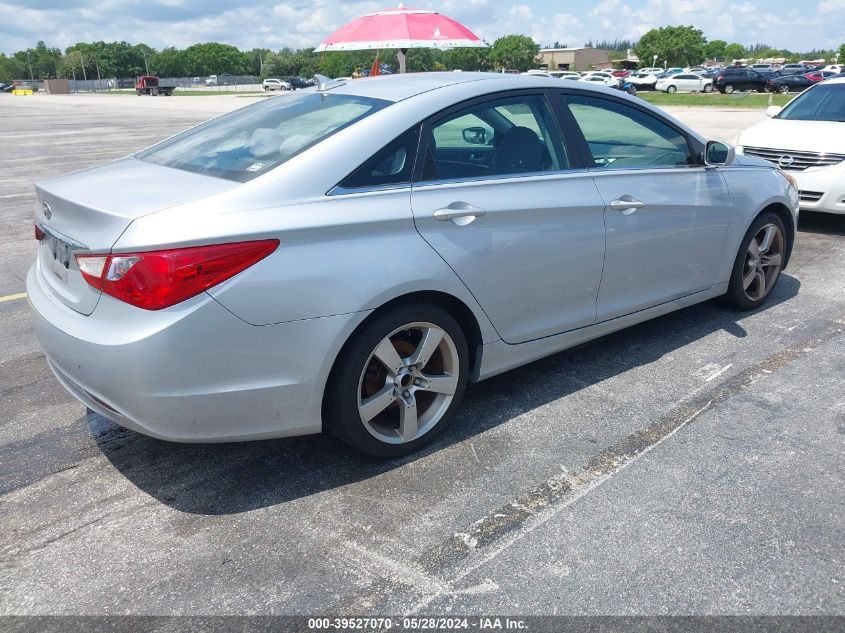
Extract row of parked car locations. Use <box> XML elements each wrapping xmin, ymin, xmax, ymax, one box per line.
<box><xmin>627</xmin><ymin>63</ymin><xmax>843</xmax><ymax>94</ymax></box>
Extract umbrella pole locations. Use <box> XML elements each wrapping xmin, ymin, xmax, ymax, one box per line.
<box><xmin>398</xmin><ymin>48</ymin><xmax>407</xmax><ymax>74</ymax></box>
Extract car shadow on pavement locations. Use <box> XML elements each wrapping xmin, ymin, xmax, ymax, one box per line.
<box><xmin>798</xmin><ymin>212</ymin><xmax>845</xmax><ymax>236</ymax></box>
<box><xmin>93</xmin><ymin>275</ymin><xmax>800</xmax><ymax>515</ymax></box>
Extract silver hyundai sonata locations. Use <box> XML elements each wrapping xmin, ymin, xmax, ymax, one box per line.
<box><xmin>28</xmin><ymin>73</ymin><xmax>799</xmax><ymax>457</ymax></box>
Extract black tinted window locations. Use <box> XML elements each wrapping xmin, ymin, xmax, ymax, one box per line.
<box><xmin>423</xmin><ymin>95</ymin><xmax>566</xmax><ymax>181</ymax></box>
<box><xmin>339</xmin><ymin>126</ymin><xmax>420</xmax><ymax>189</ymax></box>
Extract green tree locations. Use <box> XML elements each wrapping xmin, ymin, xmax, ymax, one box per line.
<box><xmin>150</xmin><ymin>47</ymin><xmax>186</xmax><ymax>77</ymax></box>
<box><xmin>183</xmin><ymin>43</ymin><xmax>248</xmax><ymax>76</ymax></box>
<box><xmin>703</xmin><ymin>39</ymin><xmax>727</xmax><ymax>62</ymax></box>
<box><xmin>723</xmin><ymin>43</ymin><xmax>746</xmax><ymax>64</ymax></box>
<box><xmin>0</xmin><ymin>52</ymin><xmax>26</xmax><ymax>83</ymax></box>
<box><xmin>634</xmin><ymin>25</ymin><xmax>706</xmax><ymax>68</ymax></box>
<box><xmin>443</xmin><ymin>47</ymin><xmax>492</xmax><ymax>71</ymax></box>
<box><xmin>839</xmin><ymin>43</ymin><xmax>845</xmax><ymax>64</ymax></box>
<box><xmin>490</xmin><ymin>34</ymin><xmax>539</xmax><ymax>72</ymax></box>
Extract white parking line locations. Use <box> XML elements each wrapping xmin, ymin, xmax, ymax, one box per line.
<box><xmin>0</xmin><ymin>193</ymin><xmax>35</xmax><ymax>199</ymax></box>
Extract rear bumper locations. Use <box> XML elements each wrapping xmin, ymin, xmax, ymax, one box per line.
<box><xmin>27</xmin><ymin>264</ymin><xmax>369</xmax><ymax>442</ymax></box>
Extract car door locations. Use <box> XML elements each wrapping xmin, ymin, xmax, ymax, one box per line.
<box><xmin>411</xmin><ymin>92</ymin><xmax>607</xmax><ymax>344</ymax></box>
<box><xmin>558</xmin><ymin>92</ymin><xmax>731</xmax><ymax>322</ymax></box>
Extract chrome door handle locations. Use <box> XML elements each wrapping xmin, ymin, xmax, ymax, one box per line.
<box><xmin>609</xmin><ymin>196</ymin><xmax>645</xmax><ymax>215</ymax></box>
<box><xmin>433</xmin><ymin>202</ymin><xmax>488</xmax><ymax>224</ymax></box>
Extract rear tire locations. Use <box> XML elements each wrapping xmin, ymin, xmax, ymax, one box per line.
<box><xmin>779</xmin><ymin>84</ymin><xmax>790</xmax><ymax>94</ymax></box>
<box><xmin>703</xmin><ymin>84</ymin><xmax>713</xmax><ymax>93</ymax></box>
<box><xmin>666</xmin><ymin>85</ymin><xmax>677</xmax><ymax>93</ymax></box>
<box><xmin>724</xmin><ymin>84</ymin><xmax>735</xmax><ymax>94</ymax></box>
<box><xmin>324</xmin><ymin>303</ymin><xmax>469</xmax><ymax>458</ymax></box>
<box><xmin>723</xmin><ymin>212</ymin><xmax>787</xmax><ymax>310</ymax></box>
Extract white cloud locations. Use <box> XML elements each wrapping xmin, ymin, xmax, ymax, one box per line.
<box><xmin>0</xmin><ymin>0</ymin><xmax>841</xmax><ymax>56</ymax></box>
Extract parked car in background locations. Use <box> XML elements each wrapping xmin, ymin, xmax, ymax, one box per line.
<box><xmin>611</xmin><ymin>69</ymin><xmax>631</xmax><ymax>78</ymax></box>
<box><xmin>656</xmin><ymin>67</ymin><xmax>684</xmax><ymax>79</ymax></box>
<box><xmin>805</xmin><ymin>71</ymin><xmax>838</xmax><ymax>82</ymax></box>
<box><xmin>25</xmin><ymin>73</ymin><xmax>798</xmax><ymax>457</ymax></box>
<box><xmin>750</xmin><ymin>64</ymin><xmax>774</xmax><ymax>73</ymax></box>
<box><xmin>655</xmin><ymin>72</ymin><xmax>713</xmax><ymax>93</ymax></box>
<box><xmin>580</xmin><ymin>74</ymin><xmax>618</xmax><ymax>87</ymax></box>
<box><xmin>628</xmin><ymin>71</ymin><xmax>659</xmax><ymax>91</ymax></box>
<box><xmin>638</xmin><ymin>67</ymin><xmax>663</xmax><ymax>75</ymax></box>
<box><xmin>766</xmin><ymin>74</ymin><xmax>817</xmax><ymax>93</ymax></box>
<box><xmin>281</xmin><ymin>76</ymin><xmax>314</xmax><ymax>90</ymax></box>
<box><xmin>548</xmin><ymin>70</ymin><xmax>580</xmax><ymax>79</ymax></box>
<box><xmin>262</xmin><ymin>78</ymin><xmax>292</xmax><ymax>91</ymax></box>
<box><xmin>779</xmin><ymin>64</ymin><xmax>808</xmax><ymax>76</ymax></box>
<box><xmin>738</xmin><ymin>78</ymin><xmax>844</xmax><ymax>215</ymax></box>
<box><xmin>714</xmin><ymin>67</ymin><xmax>769</xmax><ymax>93</ymax></box>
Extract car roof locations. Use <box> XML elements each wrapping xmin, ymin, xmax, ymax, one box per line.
<box><xmin>317</xmin><ymin>71</ymin><xmax>629</xmax><ymax>102</ymax></box>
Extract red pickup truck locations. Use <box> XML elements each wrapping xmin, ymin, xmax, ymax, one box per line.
<box><xmin>135</xmin><ymin>76</ymin><xmax>175</xmax><ymax>96</ymax></box>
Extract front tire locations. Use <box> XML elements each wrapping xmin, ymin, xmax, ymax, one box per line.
<box><xmin>703</xmin><ymin>84</ymin><xmax>713</xmax><ymax>93</ymax></box>
<box><xmin>324</xmin><ymin>303</ymin><xmax>469</xmax><ymax>458</ymax></box>
<box><xmin>724</xmin><ymin>212</ymin><xmax>787</xmax><ymax>310</ymax></box>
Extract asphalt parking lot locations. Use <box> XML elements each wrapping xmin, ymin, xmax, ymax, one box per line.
<box><xmin>1</xmin><ymin>94</ymin><xmax>843</xmax><ymax>616</ymax></box>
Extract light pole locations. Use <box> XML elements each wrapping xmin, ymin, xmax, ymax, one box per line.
<box><xmin>653</xmin><ymin>53</ymin><xmax>658</xmax><ymax>69</ymax></box>
<box><xmin>142</xmin><ymin>51</ymin><xmax>149</xmax><ymax>75</ymax></box>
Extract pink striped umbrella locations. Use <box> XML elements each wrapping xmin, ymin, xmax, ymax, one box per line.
<box><xmin>314</xmin><ymin>4</ymin><xmax>487</xmax><ymax>73</ymax></box>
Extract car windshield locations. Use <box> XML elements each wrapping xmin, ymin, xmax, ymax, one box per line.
<box><xmin>777</xmin><ymin>83</ymin><xmax>845</xmax><ymax>122</ymax></box>
<box><xmin>137</xmin><ymin>93</ymin><xmax>390</xmax><ymax>181</ymax></box>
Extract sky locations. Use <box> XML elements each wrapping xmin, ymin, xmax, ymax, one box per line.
<box><xmin>1</xmin><ymin>0</ymin><xmax>843</xmax><ymax>56</ymax></box>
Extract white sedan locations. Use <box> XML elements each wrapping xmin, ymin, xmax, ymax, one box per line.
<box><xmin>655</xmin><ymin>73</ymin><xmax>713</xmax><ymax>93</ymax></box>
<box><xmin>737</xmin><ymin>78</ymin><xmax>845</xmax><ymax>215</ymax></box>
<box><xmin>262</xmin><ymin>78</ymin><xmax>292</xmax><ymax>91</ymax></box>
<box><xmin>580</xmin><ymin>72</ymin><xmax>618</xmax><ymax>87</ymax></box>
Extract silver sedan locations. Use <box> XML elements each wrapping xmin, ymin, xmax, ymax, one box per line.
<box><xmin>28</xmin><ymin>73</ymin><xmax>799</xmax><ymax>457</ymax></box>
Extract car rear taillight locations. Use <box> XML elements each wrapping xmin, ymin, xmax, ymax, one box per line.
<box><xmin>716</xmin><ymin>74</ymin><xmax>724</xmax><ymax>81</ymax></box>
<box><xmin>75</xmin><ymin>239</ymin><xmax>279</xmax><ymax>310</ymax></box>
<box><xmin>35</xmin><ymin>224</ymin><xmax>45</xmax><ymax>241</ymax></box>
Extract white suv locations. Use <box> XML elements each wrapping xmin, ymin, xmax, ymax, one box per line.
<box><xmin>262</xmin><ymin>78</ymin><xmax>292</xmax><ymax>91</ymax></box>
<box><xmin>737</xmin><ymin>78</ymin><xmax>845</xmax><ymax>215</ymax></box>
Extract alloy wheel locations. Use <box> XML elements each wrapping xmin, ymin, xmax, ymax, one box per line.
<box><xmin>742</xmin><ymin>223</ymin><xmax>785</xmax><ymax>302</ymax></box>
<box><xmin>357</xmin><ymin>322</ymin><xmax>459</xmax><ymax>445</ymax></box>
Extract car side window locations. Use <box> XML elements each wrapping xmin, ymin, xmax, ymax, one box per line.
<box><xmin>423</xmin><ymin>95</ymin><xmax>567</xmax><ymax>182</ymax></box>
<box><xmin>338</xmin><ymin>125</ymin><xmax>420</xmax><ymax>190</ymax></box>
<box><xmin>564</xmin><ymin>95</ymin><xmax>693</xmax><ymax>169</ymax></box>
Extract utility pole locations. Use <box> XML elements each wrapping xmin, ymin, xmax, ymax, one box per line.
<box><xmin>94</xmin><ymin>58</ymin><xmax>101</xmax><ymax>81</ymax></box>
<box><xmin>142</xmin><ymin>51</ymin><xmax>149</xmax><ymax>75</ymax></box>
<box><xmin>26</xmin><ymin>51</ymin><xmax>34</xmax><ymax>80</ymax></box>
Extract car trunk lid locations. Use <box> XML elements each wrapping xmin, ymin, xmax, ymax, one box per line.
<box><xmin>35</xmin><ymin>157</ymin><xmax>239</xmax><ymax>315</ymax></box>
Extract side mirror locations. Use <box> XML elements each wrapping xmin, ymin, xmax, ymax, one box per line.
<box><xmin>765</xmin><ymin>105</ymin><xmax>782</xmax><ymax>118</ymax></box>
<box><xmin>704</xmin><ymin>140</ymin><xmax>735</xmax><ymax>166</ymax></box>
<box><xmin>462</xmin><ymin>127</ymin><xmax>488</xmax><ymax>145</ymax></box>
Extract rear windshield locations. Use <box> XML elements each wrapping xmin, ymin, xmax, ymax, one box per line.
<box><xmin>137</xmin><ymin>93</ymin><xmax>391</xmax><ymax>182</ymax></box>
<box><xmin>777</xmin><ymin>83</ymin><xmax>845</xmax><ymax>122</ymax></box>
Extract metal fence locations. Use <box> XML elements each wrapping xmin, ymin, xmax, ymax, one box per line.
<box><xmin>15</xmin><ymin>75</ymin><xmax>263</xmax><ymax>93</ymax></box>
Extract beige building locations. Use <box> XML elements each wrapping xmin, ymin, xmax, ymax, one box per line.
<box><xmin>536</xmin><ymin>47</ymin><xmax>612</xmax><ymax>71</ymax></box>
